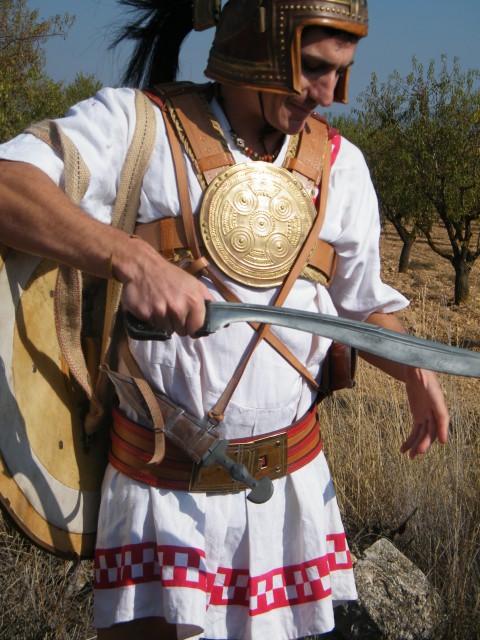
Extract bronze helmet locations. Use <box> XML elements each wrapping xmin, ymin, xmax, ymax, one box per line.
<box><xmin>202</xmin><ymin>0</ymin><xmax>368</xmax><ymax>103</ymax></box>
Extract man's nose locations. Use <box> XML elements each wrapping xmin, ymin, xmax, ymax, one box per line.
<box><xmin>308</xmin><ymin>73</ymin><xmax>338</xmax><ymax>107</ymax></box>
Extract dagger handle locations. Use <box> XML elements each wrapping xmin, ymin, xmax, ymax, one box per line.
<box><xmin>202</xmin><ymin>439</ymin><xmax>274</xmax><ymax>504</ymax></box>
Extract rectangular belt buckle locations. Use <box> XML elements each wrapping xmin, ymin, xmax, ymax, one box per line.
<box><xmin>190</xmin><ymin>432</ymin><xmax>288</xmax><ymax>493</ymax></box>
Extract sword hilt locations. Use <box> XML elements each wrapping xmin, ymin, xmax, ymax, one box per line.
<box><xmin>124</xmin><ymin>311</ymin><xmax>172</xmax><ymax>341</ymax></box>
<box><xmin>201</xmin><ymin>439</ymin><xmax>274</xmax><ymax>504</ymax></box>
<box><xmin>124</xmin><ymin>304</ymin><xmax>216</xmax><ymax>341</ymax></box>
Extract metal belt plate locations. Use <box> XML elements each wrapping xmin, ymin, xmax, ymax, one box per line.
<box><xmin>190</xmin><ymin>432</ymin><xmax>288</xmax><ymax>493</ymax></box>
<box><xmin>200</xmin><ymin>162</ymin><xmax>316</xmax><ymax>287</ymax></box>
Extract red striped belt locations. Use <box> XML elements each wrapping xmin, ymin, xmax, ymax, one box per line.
<box><xmin>109</xmin><ymin>403</ymin><xmax>322</xmax><ymax>494</ymax></box>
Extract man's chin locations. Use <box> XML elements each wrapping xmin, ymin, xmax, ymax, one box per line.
<box><xmin>285</xmin><ymin>118</ymin><xmax>309</xmax><ymax>135</ymax></box>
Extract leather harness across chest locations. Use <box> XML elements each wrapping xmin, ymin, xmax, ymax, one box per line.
<box><xmin>139</xmin><ymin>83</ymin><xmax>337</xmax><ymax>419</ymax></box>
<box><xmin>110</xmin><ymin>82</ymin><xmax>345</xmax><ymax>495</ymax></box>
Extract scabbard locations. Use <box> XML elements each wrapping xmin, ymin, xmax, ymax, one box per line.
<box><xmin>103</xmin><ymin>365</ymin><xmax>221</xmax><ymax>463</ymax></box>
<box><xmin>102</xmin><ymin>364</ymin><xmax>274</xmax><ymax>503</ymax></box>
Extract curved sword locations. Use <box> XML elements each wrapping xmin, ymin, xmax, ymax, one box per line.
<box><xmin>125</xmin><ymin>301</ymin><xmax>480</xmax><ymax>378</ymax></box>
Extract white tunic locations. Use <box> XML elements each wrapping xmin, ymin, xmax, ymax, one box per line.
<box><xmin>0</xmin><ymin>87</ymin><xmax>408</xmax><ymax>639</ymax></box>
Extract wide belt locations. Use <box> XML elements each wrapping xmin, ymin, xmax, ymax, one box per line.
<box><xmin>109</xmin><ymin>404</ymin><xmax>322</xmax><ymax>494</ymax></box>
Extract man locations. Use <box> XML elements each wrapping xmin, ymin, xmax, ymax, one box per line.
<box><xmin>0</xmin><ymin>1</ymin><xmax>449</xmax><ymax>638</ymax></box>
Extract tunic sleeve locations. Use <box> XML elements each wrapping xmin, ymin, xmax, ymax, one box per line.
<box><xmin>0</xmin><ymin>87</ymin><xmax>139</xmax><ymax>224</ymax></box>
<box><xmin>323</xmin><ymin>136</ymin><xmax>409</xmax><ymax>321</ymax></box>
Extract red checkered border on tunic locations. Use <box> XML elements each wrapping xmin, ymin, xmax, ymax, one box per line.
<box><xmin>94</xmin><ymin>533</ymin><xmax>352</xmax><ymax>616</ymax></box>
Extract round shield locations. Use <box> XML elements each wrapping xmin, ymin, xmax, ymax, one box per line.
<box><xmin>0</xmin><ymin>249</ymin><xmax>108</xmax><ymax>559</ymax></box>
<box><xmin>200</xmin><ymin>162</ymin><xmax>317</xmax><ymax>287</ymax></box>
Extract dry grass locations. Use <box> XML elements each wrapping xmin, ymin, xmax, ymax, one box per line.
<box><xmin>321</xmin><ymin>223</ymin><xmax>480</xmax><ymax>639</ymax></box>
<box><xmin>321</xmin><ymin>367</ymin><xmax>480</xmax><ymax>639</ymax></box>
<box><xmin>1</xmin><ymin>222</ymin><xmax>479</xmax><ymax>639</ymax></box>
<box><xmin>0</xmin><ymin>520</ymin><xmax>95</xmax><ymax>639</ymax></box>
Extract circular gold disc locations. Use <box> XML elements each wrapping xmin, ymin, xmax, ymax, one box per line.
<box><xmin>200</xmin><ymin>162</ymin><xmax>317</xmax><ymax>287</ymax></box>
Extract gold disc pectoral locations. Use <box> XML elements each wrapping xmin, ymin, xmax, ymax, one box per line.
<box><xmin>200</xmin><ymin>162</ymin><xmax>316</xmax><ymax>287</ymax></box>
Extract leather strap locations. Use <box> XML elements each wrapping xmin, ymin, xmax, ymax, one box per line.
<box><xmin>162</xmin><ymin>109</ymin><xmax>204</xmax><ymax>261</ymax></box>
<box><xmin>145</xmin><ymin>83</ymin><xmax>333</xmax><ymax>420</ymax></box>
<box><xmin>147</xmin><ymin>84</ymin><xmax>233</xmax><ymax>189</ymax></box>
<box><xmin>146</xmin><ymin>84</ymin><xmax>337</xmax><ymax>285</ymax></box>
<box><xmin>27</xmin><ymin>90</ymin><xmax>157</xmax><ymax>435</ymax></box>
<box><xmin>167</xmin><ymin>90</ymin><xmax>232</xmax><ymax>185</ymax></box>
<box><xmin>158</xmin><ymin>108</ymin><xmax>321</xmax><ymax>399</ymax></box>
<box><xmin>209</xmin><ymin>137</ymin><xmax>331</xmax><ymax>421</ymax></box>
<box><xmin>284</xmin><ymin>116</ymin><xmax>329</xmax><ymax>191</ymax></box>
<box><xmin>135</xmin><ymin>217</ymin><xmax>336</xmax><ymax>285</ymax></box>
<box><xmin>150</xmin><ymin>83</ymin><xmax>330</xmax><ymax>194</ymax></box>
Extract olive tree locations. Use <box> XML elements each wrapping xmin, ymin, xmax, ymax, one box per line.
<box><xmin>354</xmin><ymin>56</ymin><xmax>480</xmax><ymax>303</ymax></box>
<box><xmin>332</xmin><ymin>112</ymin><xmax>435</xmax><ymax>273</ymax></box>
<box><xmin>0</xmin><ymin>0</ymin><xmax>100</xmax><ymax>142</ymax></box>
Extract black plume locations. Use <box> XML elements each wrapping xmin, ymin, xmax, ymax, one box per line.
<box><xmin>111</xmin><ymin>0</ymin><xmax>194</xmax><ymax>88</ymax></box>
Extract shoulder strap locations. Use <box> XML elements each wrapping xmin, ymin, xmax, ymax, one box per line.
<box><xmin>285</xmin><ymin>115</ymin><xmax>329</xmax><ymax>192</ymax></box>
<box><xmin>86</xmin><ymin>89</ymin><xmax>157</xmax><ymax>433</ymax></box>
<box><xmin>147</xmin><ymin>83</ymin><xmax>233</xmax><ymax>189</ymax></box>
<box><xmin>147</xmin><ymin>84</ymin><xmax>336</xmax><ymax>283</ymax></box>
<box><xmin>145</xmin><ymin>85</ymin><xmax>336</xmax><ymax>419</ymax></box>
<box><xmin>159</xmin><ymin>106</ymin><xmax>319</xmax><ymax>391</ymax></box>
<box><xmin>149</xmin><ymin>83</ymin><xmax>330</xmax><ymax>195</ymax></box>
<box><xmin>26</xmin><ymin>120</ymin><xmax>91</xmax><ymax>204</ymax></box>
<box><xmin>209</xmin><ymin>139</ymin><xmax>332</xmax><ymax>421</ymax></box>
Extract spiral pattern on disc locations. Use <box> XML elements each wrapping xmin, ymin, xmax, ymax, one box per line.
<box><xmin>200</xmin><ymin>162</ymin><xmax>316</xmax><ymax>287</ymax></box>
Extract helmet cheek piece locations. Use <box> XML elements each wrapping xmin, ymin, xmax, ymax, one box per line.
<box><xmin>334</xmin><ymin>67</ymin><xmax>350</xmax><ymax>104</ymax></box>
<box><xmin>290</xmin><ymin>23</ymin><xmax>352</xmax><ymax>103</ymax></box>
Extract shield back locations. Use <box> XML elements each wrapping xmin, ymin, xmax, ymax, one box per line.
<box><xmin>0</xmin><ymin>249</ymin><xmax>107</xmax><ymax>559</ymax></box>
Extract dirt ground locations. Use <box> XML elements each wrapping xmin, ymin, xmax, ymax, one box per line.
<box><xmin>378</xmin><ymin>223</ymin><xmax>480</xmax><ymax>349</ymax></box>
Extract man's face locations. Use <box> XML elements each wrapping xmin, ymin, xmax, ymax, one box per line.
<box><xmin>260</xmin><ymin>28</ymin><xmax>358</xmax><ymax>135</ymax></box>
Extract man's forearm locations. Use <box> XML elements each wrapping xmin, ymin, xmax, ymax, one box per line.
<box><xmin>0</xmin><ymin>160</ymin><xmax>130</xmax><ymax>279</ymax></box>
<box><xmin>359</xmin><ymin>311</ymin><xmax>411</xmax><ymax>381</ymax></box>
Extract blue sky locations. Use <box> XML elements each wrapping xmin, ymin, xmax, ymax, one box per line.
<box><xmin>31</xmin><ymin>0</ymin><xmax>480</xmax><ymax>116</ymax></box>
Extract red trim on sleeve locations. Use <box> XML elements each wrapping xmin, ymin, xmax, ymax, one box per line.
<box><xmin>330</xmin><ymin>134</ymin><xmax>341</xmax><ymax>166</ymax></box>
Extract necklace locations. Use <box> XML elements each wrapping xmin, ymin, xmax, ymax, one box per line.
<box><xmin>230</xmin><ymin>129</ymin><xmax>281</xmax><ymax>163</ymax></box>
<box><xmin>214</xmin><ymin>84</ymin><xmax>283</xmax><ymax>162</ymax></box>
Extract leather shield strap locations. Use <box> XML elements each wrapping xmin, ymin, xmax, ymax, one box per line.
<box><xmin>109</xmin><ymin>403</ymin><xmax>322</xmax><ymax>493</ymax></box>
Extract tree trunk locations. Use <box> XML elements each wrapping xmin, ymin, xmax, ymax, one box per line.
<box><xmin>398</xmin><ymin>238</ymin><xmax>415</xmax><ymax>273</ymax></box>
<box><xmin>454</xmin><ymin>260</ymin><xmax>471</xmax><ymax>305</ymax></box>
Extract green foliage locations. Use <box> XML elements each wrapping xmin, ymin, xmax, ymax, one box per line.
<box><xmin>64</xmin><ymin>72</ymin><xmax>102</xmax><ymax>108</ymax></box>
<box><xmin>0</xmin><ymin>0</ymin><xmax>101</xmax><ymax>142</ymax></box>
<box><xmin>339</xmin><ymin>56</ymin><xmax>480</xmax><ymax>303</ymax></box>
